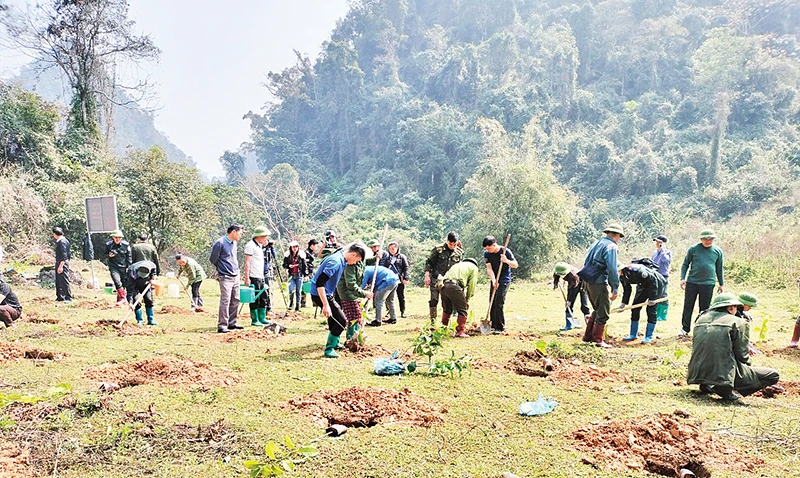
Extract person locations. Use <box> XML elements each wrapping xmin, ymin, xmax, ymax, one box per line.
<box><xmin>379</xmin><ymin>241</ymin><xmax>410</xmax><ymax>318</ymax></box>
<box><xmin>175</xmin><ymin>254</ymin><xmax>206</xmax><ymax>312</ymax></box>
<box><xmin>651</xmin><ymin>234</ymin><xmax>672</xmax><ymax>321</ymax></box>
<box><xmin>619</xmin><ymin>261</ymin><xmax>667</xmax><ymax>344</ymax></box>
<box><xmin>369</xmin><ymin>240</ymin><xmax>382</xmax><ymax>258</ymax></box>
<box><xmin>363</xmin><ymin>265</ymin><xmax>400</xmax><ymax>326</ymax></box>
<box><xmin>244</xmin><ymin>226</ymin><xmax>271</xmax><ymax>326</ymax></box>
<box><xmin>0</xmin><ymin>277</ymin><xmax>22</xmax><ymax>327</ymax></box>
<box><xmin>131</xmin><ymin>233</ymin><xmax>161</xmax><ymax>275</ymax></box>
<box><xmin>579</xmin><ymin>223</ymin><xmax>623</xmax><ymax>348</ymax></box>
<box><xmin>52</xmin><ymin>227</ymin><xmax>73</xmax><ymax>303</ymax></box>
<box><xmin>336</xmin><ymin>245</ymin><xmax>378</xmax><ymax>344</ymax></box>
<box><xmin>791</xmin><ymin>280</ymin><xmax>800</xmax><ymax>348</ymax></box>
<box><xmin>128</xmin><ymin>260</ymin><xmax>158</xmax><ymax>325</ymax></box>
<box><xmin>679</xmin><ymin>229</ymin><xmax>724</xmax><ymax>336</ymax></box>
<box><xmin>310</xmin><ymin>243</ymin><xmax>368</xmax><ymax>358</ymax></box>
<box><xmin>439</xmin><ymin>258</ymin><xmax>479</xmax><ymax>338</ymax></box>
<box><xmin>424</xmin><ymin>231</ymin><xmax>464</xmax><ymax>324</ymax></box>
<box><xmin>263</xmin><ymin>239</ymin><xmax>277</xmax><ymax>313</ymax></box>
<box><xmin>736</xmin><ymin>292</ymin><xmax>761</xmax><ymax>356</ymax></box>
<box><xmin>283</xmin><ymin>240</ymin><xmax>308</xmax><ymax>312</ymax></box>
<box><xmin>687</xmin><ymin>293</ymin><xmax>779</xmax><ymax>401</ymax></box>
<box><xmin>210</xmin><ymin>225</ymin><xmax>244</xmax><ymax>333</ymax></box>
<box><xmin>483</xmin><ymin>236</ymin><xmax>518</xmax><ymax>333</ymax></box>
<box><xmin>302</xmin><ymin>239</ymin><xmax>319</xmax><ymax>308</ymax></box>
<box><xmin>319</xmin><ymin>230</ymin><xmax>341</xmax><ymax>260</ymax></box>
<box><xmin>105</xmin><ymin>230</ymin><xmax>132</xmax><ymax>305</ymax></box>
<box><xmin>552</xmin><ymin>262</ymin><xmax>590</xmax><ymax>331</ymax></box>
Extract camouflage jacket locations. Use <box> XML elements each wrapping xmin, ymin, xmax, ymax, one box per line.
<box><xmin>424</xmin><ymin>243</ymin><xmax>463</xmax><ymax>278</ymax></box>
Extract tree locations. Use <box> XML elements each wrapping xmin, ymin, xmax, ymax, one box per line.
<box><xmin>218</xmin><ymin>150</ymin><xmax>246</xmax><ymax>186</ymax></box>
<box><xmin>1</xmin><ymin>0</ymin><xmax>159</xmax><ymax>140</ymax></box>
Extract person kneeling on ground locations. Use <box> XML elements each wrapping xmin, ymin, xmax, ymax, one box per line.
<box><xmin>363</xmin><ymin>265</ymin><xmax>400</xmax><ymax>326</ymax></box>
<box><xmin>128</xmin><ymin>260</ymin><xmax>158</xmax><ymax>326</ymax></box>
<box><xmin>176</xmin><ymin>254</ymin><xmax>206</xmax><ymax>312</ymax></box>
<box><xmin>736</xmin><ymin>292</ymin><xmax>761</xmax><ymax>356</ymax></box>
<box><xmin>687</xmin><ymin>293</ymin><xmax>779</xmax><ymax>401</ymax></box>
<box><xmin>439</xmin><ymin>258</ymin><xmax>478</xmax><ymax>338</ymax></box>
<box><xmin>0</xmin><ymin>278</ymin><xmax>22</xmax><ymax>327</ymax></box>
<box><xmin>553</xmin><ymin>262</ymin><xmax>590</xmax><ymax>331</ymax></box>
<box><xmin>618</xmin><ymin>260</ymin><xmax>667</xmax><ymax>344</ymax></box>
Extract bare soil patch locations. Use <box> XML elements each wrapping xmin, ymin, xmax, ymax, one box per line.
<box><xmin>340</xmin><ymin>339</ymin><xmax>394</xmax><ymax>359</ymax></box>
<box><xmin>753</xmin><ymin>381</ymin><xmax>800</xmax><ymax>398</ymax></box>
<box><xmin>269</xmin><ymin>310</ymin><xmax>306</xmax><ymax>322</ymax></box>
<box><xmin>68</xmin><ymin>320</ymin><xmax>160</xmax><ymax>337</ymax></box>
<box><xmin>0</xmin><ymin>443</ymin><xmax>29</xmax><ymax>478</ymax></box>
<box><xmin>83</xmin><ymin>356</ymin><xmax>241</xmax><ymax>391</ymax></box>
<box><xmin>21</xmin><ymin>310</ymin><xmax>60</xmax><ymax>324</ymax></box>
<box><xmin>288</xmin><ymin>386</ymin><xmax>446</xmax><ymax>428</ymax></box>
<box><xmin>207</xmin><ymin>327</ymin><xmax>286</xmax><ymax>343</ymax></box>
<box><xmin>471</xmin><ymin>358</ymin><xmax>504</xmax><ymax>371</ymax></box>
<box><xmin>512</xmin><ymin>331</ymin><xmax>542</xmax><ymax>341</ymax></box>
<box><xmin>509</xmin><ymin>350</ymin><xmax>550</xmax><ymax>377</ymax></box>
<box><xmin>571</xmin><ymin>411</ymin><xmax>763</xmax><ymax>477</ymax></box>
<box><xmin>160</xmin><ymin>305</ymin><xmax>192</xmax><ymax>315</ymax></box>
<box><xmin>80</xmin><ymin>299</ymin><xmax>117</xmax><ymax>310</ymax></box>
<box><xmin>0</xmin><ymin>341</ymin><xmax>60</xmax><ymax>362</ymax></box>
<box><xmin>508</xmin><ymin>352</ymin><xmax>629</xmax><ymax>388</ymax></box>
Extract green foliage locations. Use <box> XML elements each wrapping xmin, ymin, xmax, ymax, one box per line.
<box><xmin>411</xmin><ymin>323</ymin><xmax>452</xmax><ymax>362</ymax></box>
<box><xmin>410</xmin><ymin>324</ymin><xmax>472</xmax><ymax>378</ymax></box>
<box><xmin>428</xmin><ymin>351</ymin><xmax>473</xmax><ymax>378</ymax></box>
<box><xmin>0</xmin><ymin>83</ymin><xmax>59</xmax><ymax>174</ymax></box>
<box><xmin>244</xmin><ymin>436</ymin><xmax>319</xmax><ymax>477</ymax></box>
<box><xmin>0</xmin><ymin>382</ymin><xmax>71</xmax><ymax>408</ymax></box>
<box><xmin>754</xmin><ymin>318</ymin><xmax>769</xmax><ymax>344</ymax></box>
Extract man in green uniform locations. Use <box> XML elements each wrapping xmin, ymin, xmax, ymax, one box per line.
<box><xmin>439</xmin><ymin>258</ymin><xmax>478</xmax><ymax>338</ymax></box>
<box><xmin>687</xmin><ymin>293</ymin><xmax>779</xmax><ymax>401</ymax></box>
<box><xmin>424</xmin><ymin>231</ymin><xmax>464</xmax><ymax>323</ymax></box>
<box><xmin>105</xmin><ymin>230</ymin><xmax>132</xmax><ymax>305</ymax></box>
<box><xmin>679</xmin><ymin>229</ymin><xmax>724</xmax><ymax>336</ymax></box>
<box><xmin>132</xmin><ymin>233</ymin><xmax>160</xmax><ymax>275</ymax></box>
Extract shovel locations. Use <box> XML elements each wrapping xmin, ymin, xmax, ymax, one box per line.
<box><xmin>176</xmin><ymin>276</ymin><xmax>195</xmax><ymax>310</ymax></box>
<box><xmin>118</xmin><ymin>283</ymin><xmax>152</xmax><ymax>327</ymax></box>
<box><xmin>481</xmin><ymin>234</ymin><xmax>511</xmax><ymax>335</ymax></box>
<box><xmin>612</xmin><ymin>296</ymin><xmax>669</xmax><ymax>313</ymax></box>
<box><xmin>558</xmin><ymin>283</ymin><xmax>583</xmax><ymax>328</ymax></box>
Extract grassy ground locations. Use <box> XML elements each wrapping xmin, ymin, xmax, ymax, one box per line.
<box><xmin>2</xmin><ymin>272</ymin><xmax>800</xmax><ymax>478</ymax></box>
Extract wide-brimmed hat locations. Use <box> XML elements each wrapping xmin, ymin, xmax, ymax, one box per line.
<box><xmin>109</xmin><ymin>230</ymin><xmax>123</xmax><ymax>237</ymax></box>
<box><xmin>738</xmin><ymin>292</ymin><xmax>758</xmax><ymax>308</ymax></box>
<box><xmin>699</xmin><ymin>229</ymin><xmax>717</xmax><ymax>239</ymax></box>
<box><xmin>369</xmin><ymin>240</ymin><xmax>380</xmax><ymax>247</ymax></box>
<box><xmin>603</xmin><ymin>223</ymin><xmax>625</xmax><ymax>237</ymax></box>
<box><xmin>553</xmin><ymin>262</ymin><xmax>570</xmax><ymax>276</ymax></box>
<box><xmin>653</xmin><ymin>235</ymin><xmax>667</xmax><ymax>243</ymax></box>
<box><xmin>252</xmin><ymin>226</ymin><xmax>270</xmax><ymax>238</ymax></box>
<box><xmin>710</xmin><ymin>293</ymin><xmax>741</xmax><ymax>310</ymax></box>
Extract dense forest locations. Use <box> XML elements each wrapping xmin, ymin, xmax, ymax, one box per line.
<box><xmin>2</xmin><ymin>0</ymin><xmax>800</xmax><ymax>282</ymax></box>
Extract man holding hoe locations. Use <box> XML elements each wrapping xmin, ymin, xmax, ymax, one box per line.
<box><xmin>579</xmin><ymin>223</ymin><xmax>623</xmax><ymax>348</ymax></box>
<box><xmin>483</xmin><ymin>235</ymin><xmax>518</xmax><ymax>334</ymax></box>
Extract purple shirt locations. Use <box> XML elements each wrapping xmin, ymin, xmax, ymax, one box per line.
<box><xmin>651</xmin><ymin>247</ymin><xmax>672</xmax><ymax>278</ymax></box>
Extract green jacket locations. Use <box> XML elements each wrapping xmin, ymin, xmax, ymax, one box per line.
<box><xmin>132</xmin><ymin>242</ymin><xmax>160</xmax><ymax>276</ymax></box>
<box><xmin>425</xmin><ymin>243</ymin><xmax>464</xmax><ymax>278</ymax></box>
<box><xmin>687</xmin><ymin>309</ymin><xmax>759</xmax><ymax>389</ymax></box>
<box><xmin>178</xmin><ymin>257</ymin><xmax>207</xmax><ymax>284</ymax></box>
<box><xmin>443</xmin><ymin>261</ymin><xmax>477</xmax><ymax>302</ymax></box>
<box><xmin>680</xmin><ymin>243</ymin><xmax>724</xmax><ymax>286</ymax></box>
<box><xmin>337</xmin><ymin>261</ymin><xmax>367</xmax><ymax>302</ymax></box>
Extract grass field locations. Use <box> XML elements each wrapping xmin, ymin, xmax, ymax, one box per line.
<box><xmin>2</xmin><ymin>272</ymin><xmax>800</xmax><ymax>477</ymax></box>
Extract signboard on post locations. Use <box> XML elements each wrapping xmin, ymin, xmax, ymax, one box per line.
<box><xmin>85</xmin><ymin>195</ymin><xmax>119</xmax><ymax>233</ymax></box>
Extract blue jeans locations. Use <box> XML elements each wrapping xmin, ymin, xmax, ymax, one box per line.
<box><xmin>288</xmin><ymin>274</ymin><xmax>303</xmax><ymax>309</ymax></box>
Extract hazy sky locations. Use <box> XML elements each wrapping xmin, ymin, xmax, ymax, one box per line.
<box><xmin>0</xmin><ymin>0</ymin><xmax>351</xmax><ymax>177</ymax></box>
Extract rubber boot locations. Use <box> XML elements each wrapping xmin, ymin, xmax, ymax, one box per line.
<box><xmin>346</xmin><ymin>324</ymin><xmax>356</xmax><ymax>340</ymax></box>
<box><xmin>789</xmin><ymin>322</ymin><xmax>800</xmax><ymax>348</ymax></box>
<box><xmin>145</xmin><ymin>307</ymin><xmax>157</xmax><ymax>326</ymax></box>
<box><xmin>592</xmin><ymin>323</ymin><xmax>611</xmax><ymax>348</ymax></box>
<box><xmin>251</xmin><ymin>309</ymin><xmax>262</xmax><ymax>326</ymax></box>
<box><xmin>324</xmin><ymin>333</ymin><xmax>340</xmax><ymax>358</ymax></box>
<box><xmin>258</xmin><ymin>308</ymin><xmax>270</xmax><ymax>325</ymax></box>
<box><xmin>582</xmin><ymin>316</ymin><xmax>595</xmax><ymax>342</ymax></box>
<box><xmin>134</xmin><ymin>309</ymin><xmax>143</xmax><ymax>325</ymax></box>
<box><xmin>288</xmin><ymin>296</ymin><xmax>294</xmax><ymax>310</ymax></box>
<box><xmin>441</xmin><ymin>313</ymin><xmax>450</xmax><ymax>327</ymax></box>
<box><xmin>656</xmin><ymin>302</ymin><xmax>668</xmax><ymax>321</ymax></box>
<box><xmin>116</xmin><ymin>288</ymin><xmax>127</xmax><ymax>305</ymax></box>
<box><xmin>641</xmin><ymin>322</ymin><xmax>657</xmax><ymax>344</ymax></box>
<box><xmin>559</xmin><ymin>311</ymin><xmax>574</xmax><ymax>331</ymax></box>
<box><xmin>429</xmin><ymin>306</ymin><xmax>437</xmax><ymax>325</ymax></box>
<box><xmin>622</xmin><ymin>321</ymin><xmax>639</xmax><ymax>341</ymax></box>
<box><xmin>454</xmin><ymin>314</ymin><xmax>469</xmax><ymax>338</ymax></box>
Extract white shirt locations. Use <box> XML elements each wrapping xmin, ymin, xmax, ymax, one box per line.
<box><xmin>243</xmin><ymin>239</ymin><xmax>265</xmax><ymax>279</ymax></box>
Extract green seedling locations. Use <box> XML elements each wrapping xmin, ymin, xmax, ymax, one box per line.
<box><xmin>244</xmin><ymin>435</ymin><xmax>319</xmax><ymax>477</ymax></box>
<box><xmin>754</xmin><ymin>318</ymin><xmax>769</xmax><ymax>344</ymax></box>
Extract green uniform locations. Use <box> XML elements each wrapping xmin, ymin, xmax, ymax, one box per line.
<box><xmin>337</xmin><ymin>261</ymin><xmax>367</xmax><ymax>302</ymax></box>
<box><xmin>680</xmin><ymin>243</ymin><xmax>724</xmax><ymax>286</ymax></box>
<box><xmin>424</xmin><ymin>243</ymin><xmax>464</xmax><ymax>318</ymax></box>
<box><xmin>178</xmin><ymin>257</ymin><xmax>207</xmax><ymax>284</ymax></box>
<box><xmin>442</xmin><ymin>261</ymin><xmax>477</xmax><ymax>303</ymax></box>
<box><xmin>438</xmin><ymin>261</ymin><xmax>478</xmax><ymax>335</ymax></box>
<box><xmin>132</xmin><ymin>242</ymin><xmax>160</xmax><ymax>276</ymax></box>
<box><xmin>687</xmin><ymin>309</ymin><xmax>779</xmax><ymax>397</ymax></box>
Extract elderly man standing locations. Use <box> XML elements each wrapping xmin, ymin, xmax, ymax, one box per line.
<box><xmin>651</xmin><ymin>234</ymin><xmax>672</xmax><ymax>321</ymax></box>
<box><xmin>105</xmin><ymin>230</ymin><xmax>132</xmax><ymax>305</ymax></box>
<box><xmin>244</xmin><ymin>226</ymin><xmax>270</xmax><ymax>326</ymax></box>
<box><xmin>424</xmin><ymin>231</ymin><xmax>464</xmax><ymax>324</ymax></box>
<box><xmin>52</xmin><ymin>227</ymin><xmax>73</xmax><ymax>303</ymax></box>
<box><xmin>688</xmin><ymin>293</ymin><xmax>779</xmax><ymax>401</ymax></box>
<box><xmin>210</xmin><ymin>225</ymin><xmax>244</xmax><ymax>333</ymax></box>
<box><xmin>680</xmin><ymin>229</ymin><xmax>724</xmax><ymax>336</ymax></box>
<box><xmin>579</xmin><ymin>224</ymin><xmax>623</xmax><ymax>348</ymax></box>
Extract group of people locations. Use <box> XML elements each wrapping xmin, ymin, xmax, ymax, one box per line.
<box><xmin>556</xmin><ymin>223</ymin><xmax>781</xmax><ymax>401</ymax></box>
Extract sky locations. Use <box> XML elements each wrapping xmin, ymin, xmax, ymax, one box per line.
<box><xmin>0</xmin><ymin>0</ymin><xmax>351</xmax><ymax>178</ymax></box>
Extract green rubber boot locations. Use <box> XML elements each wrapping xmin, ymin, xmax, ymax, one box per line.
<box><xmin>258</xmin><ymin>308</ymin><xmax>270</xmax><ymax>325</ymax></box>
<box><xmin>134</xmin><ymin>309</ymin><xmax>143</xmax><ymax>325</ymax></box>
<box><xmin>324</xmin><ymin>333</ymin><xmax>340</xmax><ymax>358</ymax></box>
<box><xmin>346</xmin><ymin>324</ymin><xmax>356</xmax><ymax>340</ymax></box>
<box><xmin>251</xmin><ymin>309</ymin><xmax>263</xmax><ymax>327</ymax></box>
<box><xmin>145</xmin><ymin>307</ymin><xmax>157</xmax><ymax>326</ymax></box>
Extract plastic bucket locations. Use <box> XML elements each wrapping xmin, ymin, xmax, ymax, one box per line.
<box><xmin>103</xmin><ymin>286</ymin><xmax>114</xmax><ymax>294</ymax></box>
<box><xmin>301</xmin><ymin>280</ymin><xmax>311</xmax><ymax>294</ymax></box>
<box><xmin>152</xmin><ymin>282</ymin><xmax>165</xmax><ymax>296</ymax></box>
<box><xmin>239</xmin><ymin>285</ymin><xmax>255</xmax><ymax>303</ymax></box>
<box><xmin>167</xmin><ymin>283</ymin><xmax>180</xmax><ymax>298</ymax></box>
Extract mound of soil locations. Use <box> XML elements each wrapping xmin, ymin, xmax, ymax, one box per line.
<box><xmin>0</xmin><ymin>341</ymin><xmax>59</xmax><ymax>362</ymax></box>
<box><xmin>83</xmin><ymin>356</ymin><xmax>241</xmax><ymax>391</ymax></box>
<box><xmin>68</xmin><ymin>320</ymin><xmax>159</xmax><ymax>337</ymax></box>
<box><xmin>471</xmin><ymin>358</ymin><xmax>504</xmax><ymax>371</ymax></box>
<box><xmin>21</xmin><ymin>310</ymin><xmax>59</xmax><ymax>324</ymax></box>
<box><xmin>269</xmin><ymin>311</ymin><xmax>306</xmax><ymax>322</ymax></box>
<box><xmin>341</xmin><ymin>341</ymin><xmax>394</xmax><ymax>359</ymax></box>
<box><xmin>754</xmin><ymin>381</ymin><xmax>800</xmax><ymax>398</ymax></box>
<box><xmin>160</xmin><ymin>305</ymin><xmax>191</xmax><ymax>315</ymax></box>
<box><xmin>289</xmin><ymin>386</ymin><xmax>446</xmax><ymax>428</ymax></box>
<box><xmin>571</xmin><ymin>411</ymin><xmax>763</xmax><ymax>476</ymax></box>
<box><xmin>548</xmin><ymin>361</ymin><xmax>629</xmax><ymax>388</ymax></box>
<box><xmin>210</xmin><ymin>327</ymin><xmax>286</xmax><ymax>343</ymax></box>
<box><xmin>512</xmin><ymin>332</ymin><xmax>542</xmax><ymax>341</ymax></box>
<box><xmin>81</xmin><ymin>299</ymin><xmax>117</xmax><ymax>310</ymax></box>
<box><xmin>509</xmin><ymin>350</ymin><xmax>549</xmax><ymax>377</ymax></box>
<box><xmin>0</xmin><ymin>443</ymin><xmax>29</xmax><ymax>478</ymax></box>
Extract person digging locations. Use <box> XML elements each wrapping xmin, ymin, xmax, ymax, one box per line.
<box><xmin>128</xmin><ymin>260</ymin><xmax>158</xmax><ymax>326</ymax></box>
<box><xmin>175</xmin><ymin>254</ymin><xmax>206</xmax><ymax>312</ymax></box>
<box><xmin>553</xmin><ymin>262</ymin><xmax>590</xmax><ymax>331</ymax></box>
<box><xmin>687</xmin><ymin>293</ymin><xmax>779</xmax><ymax>401</ymax></box>
<box><xmin>618</xmin><ymin>261</ymin><xmax>667</xmax><ymax>344</ymax></box>
<box><xmin>439</xmin><ymin>258</ymin><xmax>479</xmax><ymax>338</ymax></box>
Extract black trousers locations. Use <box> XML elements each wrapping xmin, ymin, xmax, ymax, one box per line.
<box><xmin>131</xmin><ymin>277</ymin><xmax>154</xmax><ymax>311</ymax></box>
<box><xmin>440</xmin><ymin>281</ymin><xmax>468</xmax><ymax>317</ymax></box>
<box><xmin>396</xmin><ymin>282</ymin><xmax>406</xmax><ymax>314</ymax></box>
<box><xmin>248</xmin><ymin>277</ymin><xmax>268</xmax><ymax>311</ymax></box>
<box><xmin>312</xmin><ymin>294</ymin><xmax>348</xmax><ymax>336</ymax></box>
<box><xmin>190</xmin><ymin>281</ymin><xmax>203</xmax><ymax>307</ymax></box>
<box><xmin>109</xmin><ymin>266</ymin><xmax>127</xmax><ymax>290</ymax></box>
<box><xmin>489</xmin><ymin>282</ymin><xmax>509</xmax><ymax>331</ymax></box>
<box><xmin>681</xmin><ymin>282</ymin><xmax>714</xmax><ymax>333</ymax></box>
<box><xmin>55</xmin><ymin>265</ymin><xmax>72</xmax><ymax>301</ymax></box>
<box><xmin>566</xmin><ymin>285</ymin><xmax>590</xmax><ymax>316</ymax></box>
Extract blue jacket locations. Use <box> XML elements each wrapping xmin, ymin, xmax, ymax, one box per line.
<box><xmin>209</xmin><ymin>236</ymin><xmax>239</xmax><ymax>277</ymax></box>
<box><xmin>311</xmin><ymin>250</ymin><xmax>347</xmax><ymax>297</ymax></box>
<box><xmin>651</xmin><ymin>247</ymin><xmax>672</xmax><ymax>278</ymax></box>
<box><xmin>362</xmin><ymin>266</ymin><xmax>399</xmax><ymax>292</ymax></box>
<box><xmin>582</xmin><ymin>236</ymin><xmax>620</xmax><ymax>293</ymax></box>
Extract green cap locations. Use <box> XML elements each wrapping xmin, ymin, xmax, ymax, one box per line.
<box><xmin>252</xmin><ymin>226</ymin><xmax>270</xmax><ymax>238</ymax></box>
<box><xmin>699</xmin><ymin>228</ymin><xmax>716</xmax><ymax>239</ymax></box>
<box><xmin>603</xmin><ymin>223</ymin><xmax>625</xmax><ymax>238</ymax></box>
<box><xmin>738</xmin><ymin>292</ymin><xmax>758</xmax><ymax>308</ymax></box>
<box><xmin>369</xmin><ymin>240</ymin><xmax>380</xmax><ymax>247</ymax></box>
<box><xmin>710</xmin><ymin>293</ymin><xmax>741</xmax><ymax>310</ymax></box>
<box><xmin>463</xmin><ymin>258</ymin><xmax>478</xmax><ymax>267</ymax></box>
<box><xmin>553</xmin><ymin>262</ymin><xmax>570</xmax><ymax>276</ymax></box>
<box><xmin>109</xmin><ymin>229</ymin><xmax>123</xmax><ymax>237</ymax></box>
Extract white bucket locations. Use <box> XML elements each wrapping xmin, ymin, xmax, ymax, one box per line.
<box><xmin>167</xmin><ymin>283</ymin><xmax>180</xmax><ymax>298</ymax></box>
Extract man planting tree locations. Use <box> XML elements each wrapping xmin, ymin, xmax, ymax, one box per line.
<box><xmin>552</xmin><ymin>262</ymin><xmax>590</xmax><ymax>331</ymax></box>
<box><xmin>618</xmin><ymin>260</ymin><xmax>667</xmax><ymax>344</ymax></box>
<box><xmin>0</xmin><ymin>277</ymin><xmax>22</xmax><ymax>328</ymax></box>
<box><xmin>439</xmin><ymin>258</ymin><xmax>479</xmax><ymax>338</ymax></box>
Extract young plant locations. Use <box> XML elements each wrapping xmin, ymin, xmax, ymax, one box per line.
<box><xmin>753</xmin><ymin>318</ymin><xmax>769</xmax><ymax>344</ymax></box>
<box><xmin>429</xmin><ymin>351</ymin><xmax>473</xmax><ymax>378</ymax></box>
<box><xmin>411</xmin><ymin>323</ymin><xmax>453</xmax><ymax>363</ymax></box>
<box><xmin>244</xmin><ymin>435</ymin><xmax>319</xmax><ymax>477</ymax></box>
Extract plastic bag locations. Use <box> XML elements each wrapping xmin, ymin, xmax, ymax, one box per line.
<box><xmin>518</xmin><ymin>393</ymin><xmax>558</xmax><ymax>416</ymax></box>
<box><xmin>374</xmin><ymin>351</ymin><xmax>406</xmax><ymax>376</ymax></box>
